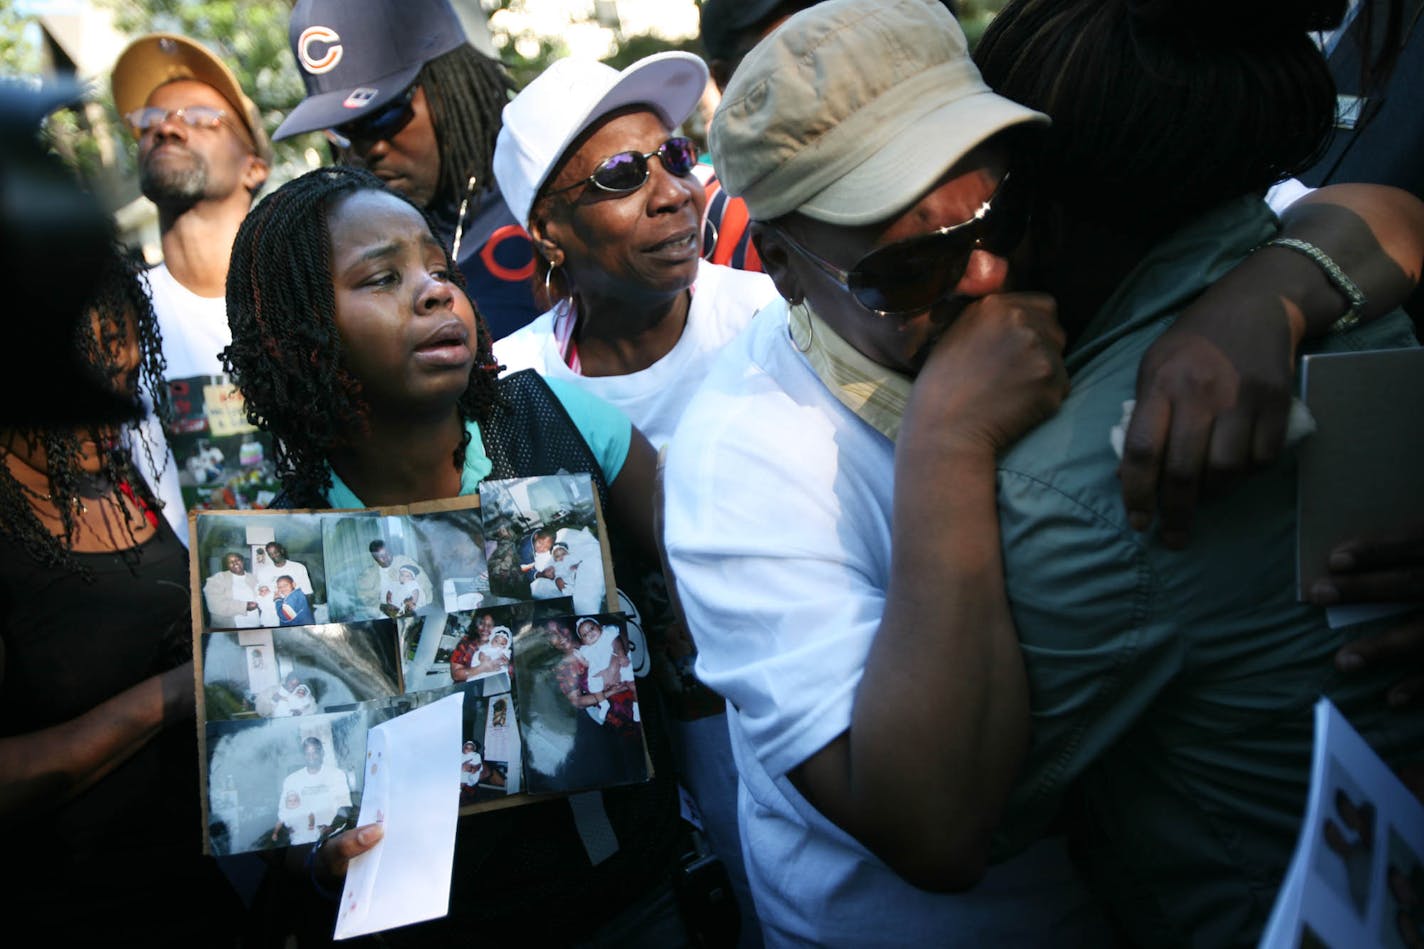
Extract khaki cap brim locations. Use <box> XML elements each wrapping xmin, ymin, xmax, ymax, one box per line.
<box><xmin>111</xmin><ymin>32</ymin><xmax>272</xmax><ymax>163</ymax></box>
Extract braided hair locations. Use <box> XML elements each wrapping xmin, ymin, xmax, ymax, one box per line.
<box><xmin>419</xmin><ymin>44</ymin><xmax>513</xmax><ymax>211</ymax></box>
<box><xmin>221</xmin><ymin>165</ymin><xmax>501</xmax><ymax>508</ymax></box>
<box><xmin>0</xmin><ymin>246</ymin><xmax>171</xmax><ymax>572</ymax></box>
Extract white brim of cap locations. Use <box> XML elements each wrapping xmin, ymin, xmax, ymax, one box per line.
<box><xmin>273</xmin><ymin>62</ymin><xmax>423</xmax><ymax>141</ymax></box>
<box><xmin>798</xmin><ymin>91</ymin><xmax>1049</xmax><ymax>226</ymax></box>
<box><xmin>523</xmin><ymin>52</ymin><xmax>708</xmax><ymax>218</ymax></box>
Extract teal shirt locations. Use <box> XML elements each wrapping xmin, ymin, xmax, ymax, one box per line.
<box><xmin>990</xmin><ymin>196</ymin><xmax>1422</xmax><ymax>946</ymax></box>
<box><xmin>326</xmin><ymin>377</ymin><xmax>631</xmax><ymax>507</ymax></box>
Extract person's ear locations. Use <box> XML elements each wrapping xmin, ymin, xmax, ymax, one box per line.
<box><xmin>243</xmin><ymin>155</ymin><xmax>270</xmax><ymax>195</ymax></box>
<box><xmin>751</xmin><ymin>222</ymin><xmax>804</xmax><ymax>305</ymax></box>
<box><xmin>527</xmin><ymin>209</ymin><xmax>565</xmax><ymax>271</ymax></box>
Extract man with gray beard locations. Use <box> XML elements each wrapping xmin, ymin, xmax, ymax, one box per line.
<box><xmin>111</xmin><ymin>33</ymin><xmax>270</xmax><ymax>382</ymax></box>
<box><xmin>110</xmin><ymin>34</ymin><xmax>272</xmax><ymax>543</ymax></box>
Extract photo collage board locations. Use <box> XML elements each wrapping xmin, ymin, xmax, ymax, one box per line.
<box><xmin>166</xmin><ymin>372</ymin><xmax>283</xmax><ymax>513</ymax></box>
<box><xmin>1262</xmin><ymin>698</ymin><xmax>1424</xmax><ymax>949</ymax></box>
<box><xmin>191</xmin><ymin>474</ymin><xmax>653</xmax><ymax>857</ymax></box>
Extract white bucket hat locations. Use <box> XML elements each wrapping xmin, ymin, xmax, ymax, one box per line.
<box><xmin>493</xmin><ymin>51</ymin><xmax>709</xmax><ymax>228</ymax></box>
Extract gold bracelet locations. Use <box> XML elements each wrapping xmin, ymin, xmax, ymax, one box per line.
<box><xmin>1266</xmin><ymin>236</ymin><xmax>1366</xmax><ymax>333</ymax></box>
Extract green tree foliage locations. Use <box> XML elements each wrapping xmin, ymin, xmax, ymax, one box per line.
<box><xmin>481</xmin><ymin>0</ymin><xmax>569</xmax><ymax>89</ymax></box>
<box><xmin>2</xmin><ymin>0</ymin><xmax>319</xmax><ymax>205</ymax></box>
<box><xmin>601</xmin><ymin>30</ymin><xmax>702</xmax><ymax>70</ymax></box>
<box><xmin>957</xmin><ymin>0</ymin><xmax>1011</xmax><ymax>49</ymax></box>
<box><xmin>482</xmin><ymin>0</ymin><xmax>699</xmax><ymax>88</ymax></box>
<box><xmin>0</xmin><ymin>6</ymin><xmax>43</xmax><ymax>76</ymax></box>
<box><xmin>11</xmin><ymin>0</ymin><xmax>1013</xmax><ymax>209</ymax></box>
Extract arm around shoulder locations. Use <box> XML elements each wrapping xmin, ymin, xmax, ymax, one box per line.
<box><xmin>1118</xmin><ymin>184</ymin><xmax>1424</xmax><ymax>543</ymax></box>
<box><xmin>1276</xmin><ymin>183</ymin><xmax>1424</xmax><ymax>338</ymax></box>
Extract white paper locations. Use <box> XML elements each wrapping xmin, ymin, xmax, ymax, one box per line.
<box><xmin>334</xmin><ymin>691</ymin><xmax>464</xmax><ymax>940</ymax></box>
<box><xmin>1108</xmin><ymin>398</ymin><xmax>1316</xmax><ymax>461</ymax></box>
<box><xmin>1326</xmin><ymin>602</ymin><xmax>1417</xmax><ymax>630</ymax></box>
<box><xmin>1259</xmin><ymin>697</ymin><xmax>1424</xmax><ymax>948</ymax></box>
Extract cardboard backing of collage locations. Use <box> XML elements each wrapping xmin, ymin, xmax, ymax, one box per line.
<box><xmin>188</xmin><ymin>472</ymin><xmax>653</xmax><ymax>857</ymax></box>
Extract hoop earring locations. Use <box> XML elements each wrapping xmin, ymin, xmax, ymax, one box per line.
<box><xmin>544</xmin><ymin>261</ymin><xmax>559</xmax><ymax>302</ymax></box>
<box><xmin>701</xmin><ymin>215</ymin><xmax>719</xmax><ymax>258</ymax></box>
<box><xmin>789</xmin><ymin>300</ymin><xmax>813</xmax><ymax>354</ymax></box>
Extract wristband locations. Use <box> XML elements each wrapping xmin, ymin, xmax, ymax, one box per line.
<box><xmin>306</xmin><ymin>818</ymin><xmax>354</xmax><ymax>902</ymax></box>
<box><xmin>305</xmin><ymin>842</ymin><xmax>342</xmax><ymax>901</ymax></box>
<box><xmin>1265</xmin><ymin>236</ymin><xmax>1365</xmax><ymax>333</ymax></box>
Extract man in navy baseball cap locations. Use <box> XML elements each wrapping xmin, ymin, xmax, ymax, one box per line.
<box><xmin>276</xmin><ymin>0</ymin><xmax>541</xmax><ymax>339</ymax></box>
<box><xmin>274</xmin><ymin>0</ymin><xmax>464</xmax><ymax>143</ymax></box>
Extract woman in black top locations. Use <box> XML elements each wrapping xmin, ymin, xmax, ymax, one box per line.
<box><xmin>0</xmin><ymin>247</ymin><xmax>242</xmax><ymax>943</ymax></box>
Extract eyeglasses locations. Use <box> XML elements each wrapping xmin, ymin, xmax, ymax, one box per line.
<box><xmin>544</xmin><ymin>137</ymin><xmax>699</xmax><ymax>198</ymax></box>
<box><xmin>773</xmin><ymin>172</ymin><xmax>1029</xmax><ymax>318</ymax></box>
<box><xmin>324</xmin><ymin>86</ymin><xmax>417</xmax><ymax>150</ymax></box>
<box><xmin>126</xmin><ymin>105</ymin><xmax>237</xmax><ymax>137</ymax></box>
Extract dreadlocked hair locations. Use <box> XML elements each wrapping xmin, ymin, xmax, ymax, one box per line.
<box><xmin>221</xmin><ymin>165</ymin><xmax>501</xmax><ymax>509</ymax></box>
<box><xmin>0</xmin><ymin>245</ymin><xmax>171</xmax><ymax>574</ymax></box>
<box><xmin>419</xmin><ymin>44</ymin><xmax>513</xmax><ymax>210</ymax></box>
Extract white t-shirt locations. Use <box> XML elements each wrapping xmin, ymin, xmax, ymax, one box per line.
<box><xmin>256</xmin><ymin>559</ymin><xmax>314</xmax><ymax>596</ymax></box>
<box><xmin>497</xmin><ymin>258</ymin><xmax>777</xmax><ymax>937</ymax></box>
<box><xmin>1264</xmin><ymin>176</ymin><xmax>1317</xmax><ymax>216</ymax></box>
<box><xmin>662</xmin><ymin>302</ymin><xmax>1101</xmax><ymax>946</ymax></box>
<box><xmin>278</xmin><ymin>763</ymin><xmax>352</xmax><ymax>845</ymax></box>
<box><xmin>144</xmin><ymin>262</ymin><xmax>231</xmax><ymax>379</ymax></box>
<box><xmin>126</xmin><ymin>403</ymin><xmax>187</xmax><ymax>546</ymax></box>
<box><xmin>494</xmin><ymin>260</ymin><xmax>779</xmax><ymax>449</ymax></box>
<box><xmin>138</xmin><ymin>263</ymin><xmax>230</xmax><ymax>543</ymax></box>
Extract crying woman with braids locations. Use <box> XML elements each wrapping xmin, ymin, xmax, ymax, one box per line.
<box><xmin>221</xmin><ymin>165</ymin><xmax>691</xmax><ymax>943</ymax></box>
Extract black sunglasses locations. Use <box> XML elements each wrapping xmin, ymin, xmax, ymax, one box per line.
<box><xmin>545</xmin><ymin>137</ymin><xmax>699</xmax><ymax>198</ymax></box>
<box><xmin>325</xmin><ymin>86</ymin><xmax>417</xmax><ymax>149</ymax></box>
<box><xmin>775</xmin><ymin>171</ymin><xmax>1030</xmax><ymax>317</ymax></box>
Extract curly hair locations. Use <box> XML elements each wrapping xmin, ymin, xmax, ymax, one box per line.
<box><xmin>419</xmin><ymin>44</ymin><xmax>513</xmax><ymax>211</ymax></box>
<box><xmin>0</xmin><ymin>246</ymin><xmax>171</xmax><ymax>572</ymax></box>
<box><xmin>221</xmin><ymin>165</ymin><xmax>501</xmax><ymax>508</ymax></box>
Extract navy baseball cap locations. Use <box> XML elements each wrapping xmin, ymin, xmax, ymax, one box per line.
<box><xmin>273</xmin><ymin>0</ymin><xmax>468</xmax><ymax>141</ymax></box>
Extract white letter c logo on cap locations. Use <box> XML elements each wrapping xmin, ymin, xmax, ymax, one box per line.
<box><xmin>299</xmin><ymin>26</ymin><xmax>342</xmax><ymax>75</ymax></box>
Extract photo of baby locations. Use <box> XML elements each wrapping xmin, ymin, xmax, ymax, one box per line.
<box><xmin>480</xmin><ymin>474</ymin><xmax>609</xmax><ymax>613</ymax></box>
<box><xmin>514</xmin><ymin>611</ymin><xmax>648</xmax><ymax>795</ymax></box>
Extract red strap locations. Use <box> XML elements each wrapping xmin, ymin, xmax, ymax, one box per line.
<box><xmin>118</xmin><ymin>479</ymin><xmax>160</xmax><ymax>528</ymax></box>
